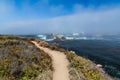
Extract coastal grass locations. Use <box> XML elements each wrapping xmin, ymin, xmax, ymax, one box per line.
<box><xmin>0</xmin><ymin>36</ymin><xmax>53</xmax><ymax>80</ymax></box>
<box><xmin>37</xmin><ymin>40</ymin><xmax>108</xmax><ymax>80</ymax></box>
<box><xmin>0</xmin><ymin>36</ymin><xmax>113</xmax><ymax>80</ymax></box>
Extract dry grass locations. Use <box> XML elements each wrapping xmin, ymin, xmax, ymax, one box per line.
<box><xmin>0</xmin><ymin>35</ymin><xmax>53</xmax><ymax>80</ymax></box>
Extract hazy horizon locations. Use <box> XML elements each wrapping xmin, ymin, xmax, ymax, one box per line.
<box><xmin>0</xmin><ymin>0</ymin><xmax>120</xmax><ymax>34</ymax></box>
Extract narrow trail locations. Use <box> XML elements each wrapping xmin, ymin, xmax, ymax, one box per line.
<box><xmin>32</xmin><ymin>41</ymin><xmax>70</xmax><ymax>80</ymax></box>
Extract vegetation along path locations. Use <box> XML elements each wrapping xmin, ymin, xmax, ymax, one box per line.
<box><xmin>32</xmin><ymin>41</ymin><xmax>70</xmax><ymax>80</ymax></box>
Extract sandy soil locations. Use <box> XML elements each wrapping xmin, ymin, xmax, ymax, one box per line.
<box><xmin>32</xmin><ymin>41</ymin><xmax>70</xmax><ymax>80</ymax></box>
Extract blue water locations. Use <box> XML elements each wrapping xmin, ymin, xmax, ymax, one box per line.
<box><xmin>48</xmin><ymin>40</ymin><xmax>120</xmax><ymax>79</ymax></box>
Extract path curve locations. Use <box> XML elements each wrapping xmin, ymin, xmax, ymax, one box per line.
<box><xmin>32</xmin><ymin>41</ymin><xmax>70</xmax><ymax>80</ymax></box>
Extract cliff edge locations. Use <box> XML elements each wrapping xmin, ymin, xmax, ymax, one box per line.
<box><xmin>0</xmin><ymin>35</ymin><xmax>114</xmax><ymax>80</ymax></box>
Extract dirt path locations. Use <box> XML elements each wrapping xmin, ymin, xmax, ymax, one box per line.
<box><xmin>32</xmin><ymin>41</ymin><xmax>70</xmax><ymax>80</ymax></box>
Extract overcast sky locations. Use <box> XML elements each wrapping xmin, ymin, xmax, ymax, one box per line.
<box><xmin>0</xmin><ymin>0</ymin><xmax>120</xmax><ymax>34</ymax></box>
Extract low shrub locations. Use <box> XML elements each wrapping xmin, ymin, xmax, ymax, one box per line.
<box><xmin>0</xmin><ymin>36</ymin><xmax>52</xmax><ymax>80</ymax></box>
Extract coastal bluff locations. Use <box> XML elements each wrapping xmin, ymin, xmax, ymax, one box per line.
<box><xmin>0</xmin><ymin>35</ymin><xmax>114</xmax><ymax>80</ymax></box>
